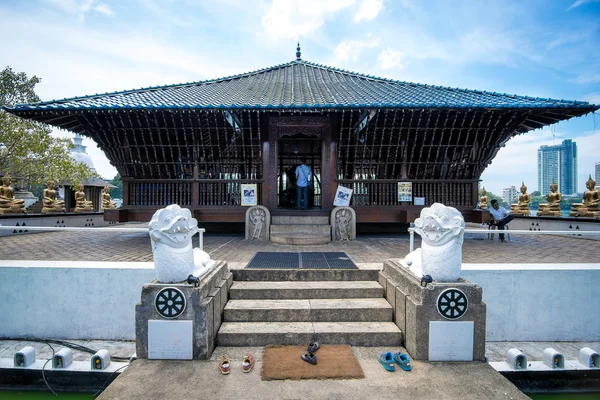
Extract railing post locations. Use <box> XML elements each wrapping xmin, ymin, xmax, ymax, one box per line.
<box><xmin>193</xmin><ymin>165</ymin><xmax>199</xmax><ymax>206</ymax></box>
<box><xmin>409</xmin><ymin>222</ymin><xmax>415</xmax><ymax>252</ymax></box>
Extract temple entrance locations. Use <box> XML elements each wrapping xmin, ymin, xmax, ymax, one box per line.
<box><xmin>277</xmin><ymin>135</ymin><xmax>321</xmax><ymax>209</ymax></box>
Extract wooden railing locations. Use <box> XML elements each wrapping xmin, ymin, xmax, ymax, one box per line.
<box><xmin>126</xmin><ymin>179</ymin><xmax>263</xmax><ymax>206</ymax></box>
<box><xmin>337</xmin><ymin>180</ymin><xmax>476</xmax><ymax>207</ymax></box>
<box><xmin>198</xmin><ymin>180</ymin><xmax>263</xmax><ymax>206</ymax></box>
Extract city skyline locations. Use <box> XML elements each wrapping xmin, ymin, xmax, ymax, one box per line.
<box><xmin>537</xmin><ymin>139</ymin><xmax>578</xmax><ymax>196</ymax></box>
<box><xmin>1</xmin><ymin>0</ymin><xmax>599</xmax><ymax>194</ymax></box>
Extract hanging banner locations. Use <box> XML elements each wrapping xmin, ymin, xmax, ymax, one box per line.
<box><xmin>397</xmin><ymin>182</ymin><xmax>413</xmax><ymax>202</ymax></box>
<box><xmin>241</xmin><ymin>184</ymin><xmax>257</xmax><ymax>206</ymax></box>
<box><xmin>333</xmin><ymin>185</ymin><xmax>353</xmax><ymax>207</ymax></box>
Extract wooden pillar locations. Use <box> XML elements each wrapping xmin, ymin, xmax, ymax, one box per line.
<box><xmin>123</xmin><ymin>179</ymin><xmax>129</xmax><ymax>206</ymax></box>
<box><xmin>193</xmin><ymin>164</ymin><xmax>199</xmax><ymax>207</ymax></box>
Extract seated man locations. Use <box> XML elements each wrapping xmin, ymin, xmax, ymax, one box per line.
<box><xmin>489</xmin><ymin>199</ymin><xmax>514</xmax><ymax>243</ymax></box>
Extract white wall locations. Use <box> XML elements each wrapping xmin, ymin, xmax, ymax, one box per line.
<box><xmin>462</xmin><ymin>264</ymin><xmax>600</xmax><ymax>341</ymax></box>
<box><xmin>1</xmin><ymin>261</ymin><xmax>598</xmax><ymax>342</ymax></box>
<box><xmin>0</xmin><ymin>261</ymin><xmax>155</xmax><ymax>340</ymax></box>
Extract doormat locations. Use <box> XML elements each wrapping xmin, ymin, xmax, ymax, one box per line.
<box><xmin>245</xmin><ymin>252</ymin><xmax>358</xmax><ymax>269</ymax></box>
<box><xmin>261</xmin><ymin>345</ymin><xmax>364</xmax><ymax>381</ymax></box>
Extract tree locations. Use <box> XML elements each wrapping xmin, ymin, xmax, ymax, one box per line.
<box><xmin>109</xmin><ymin>173</ymin><xmax>123</xmax><ymax>199</ymax></box>
<box><xmin>0</xmin><ymin>66</ymin><xmax>96</xmax><ymax>187</ymax></box>
<box><xmin>479</xmin><ymin>189</ymin><xmax>507</xmax><ymax>207</ymax></box>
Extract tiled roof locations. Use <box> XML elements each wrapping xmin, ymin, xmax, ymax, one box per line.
<box><xmin>3</xmin><ymin>60</ymin><xmax>597</xmax><ymax>111</ymax></box>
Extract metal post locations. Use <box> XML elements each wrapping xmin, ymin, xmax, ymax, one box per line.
<box><xmin>198</xmin><ymin>229</ymin><xmax>205</xmax><ymax>250</ymax></box>
<box><xmin>409</xmin><ymin>222</ymin><xmax>415</xmax><ymax>253</ymax></box>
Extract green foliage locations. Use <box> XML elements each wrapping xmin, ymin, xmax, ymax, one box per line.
<box><xmin>0</xmin><ymin>66</ymin><xmax>97</xmax><ymax>187</ymax></box>
<box><xmin>529</xmin><ymin>195</ymin><xmax>582</xmax><ymax>210</ymax></box>
<box><xmin>109</xmin><ymin>173</ymin><xmax>123</xmax><ymax>199</ymax></box>
<box><xmin>530</xmin><ymin>191</ymin><xmax>541</xmax><ymax>196</ymax></box>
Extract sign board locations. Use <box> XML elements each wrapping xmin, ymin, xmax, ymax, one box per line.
<box><xmin>428</xmin><ymin>321</ymin><xmax>474</xmax><ymax>361</ymax></box>
<box><xmin>148</xmin><ymin>320</ymin><xmax>193</xmax><ymax>360</ymax></box>
<box><xmin>397</xmin><ymin>182</ymin><xmax>413</xmax><ymax>202</ymax></box>
<box><xmin>241</xmin><ymin>184</ymin><xmax>257</xmax><ymax>206</ymax></box>
<box><xmin>414</xmin><ymin>197</ymin><xmax>425</xmax><ymax>206</ymax></box>
<box><xmin>333</xmin><ymin>185</ymin><xmax>353</xmax><ymax>207</ymax></box>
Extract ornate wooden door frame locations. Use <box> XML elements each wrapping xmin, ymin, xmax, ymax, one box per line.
<box><xmin>265</xmin><ymin>115</ymin><xmax>334</xmax><ymax>209</ymax></box>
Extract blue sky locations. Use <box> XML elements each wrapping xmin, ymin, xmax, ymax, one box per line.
<box><xmin>1</xmin><ymin>0</ymin><xmax>599</xmax><ymax>194</ymax></box>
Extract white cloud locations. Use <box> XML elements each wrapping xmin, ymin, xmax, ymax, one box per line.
<box><xmin>43</xmin><ymin>0</ymin><xmax>113</xmax><ymax>22</ymax></box>
<box><xmin>377</xmin><ymin>48</ymin><xmax>404</xmax><ymax>70</ymax></box>
<box><xmin>353</xmin><ymin>0</ymin><xmax>383</xmax><ymax>22</ymax></box>
<box><xmin>261</xmin><ymin>0</ymin><xmax>355</xmax><ymax>40</ymax></box>
<box><xmin>566</xmin><ymin>0</ymin><xmax>600</xmax><ymax>11</ymax></box>
<box><xmin>582</xmin><ymin>93</ymin><xmax>600</xmax><ymax>105</ymax></box>
<box><xmin>333</xmin><ymin>35</ymin><xmax>380</xmax><ymax>62</ymax></box>
<box><xmin>572</xmin><ymin>74</ymin><xmax>600</xmax><ymax>84</ymax></box>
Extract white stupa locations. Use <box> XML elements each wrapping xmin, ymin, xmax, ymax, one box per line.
<box><xmin>70</xmin><ymin>133</ymin><xmax>96</xmax><ymax>172</ymax></box>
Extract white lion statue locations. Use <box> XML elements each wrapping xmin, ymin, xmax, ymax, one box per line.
<box><xmin>148</xmin><ymin>204</ymin><xmax>216</xmax><ymax>283</ymax></box>
<box><xmin>402</xmin><ymin>203</ymin><xmax>465</xmax><ymax>282</ymax></box>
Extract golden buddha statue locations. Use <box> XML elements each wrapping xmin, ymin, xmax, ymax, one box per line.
<box><xmin>0</xmin><ymin>174</ymin><xmax>26</xmax><ymax>214</ymax></box>
<box><xmin>41</xmin><ymin>180</ymin><xmax>66</xmax><ymax>214</ymax></box>
<box><xmin>538</xmin><ymin>181</ymin><xmax>562</xmax><ymax>217</ymax></box>
<box><xmin>570</xmin><ymin>175</ymin><xmax>600</xmax><ymax>218</ymax></box>
<box><xmin>510</xmin><ymin>182</ymin><xmax>531</xmax><ymax>216</ymax></box>
<box><xmin>479</xmin><ymin>187</ymin><xmax>488</xmax><ymax>209</ymax></box>
<box><xmin>102</xmin><ymin>184</ymin><xmax>117</xmax><ymax>210</ymax></box>
<box><xmin>74</xmin><ymin>183</ymin><xmax>94</xmax><ymax>212</ymax></box>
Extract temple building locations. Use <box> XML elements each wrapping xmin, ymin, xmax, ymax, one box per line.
<box><xmin>3</xmin><ymin>46</ymin><xmax>598</xmax><ymax>227</ymax></box>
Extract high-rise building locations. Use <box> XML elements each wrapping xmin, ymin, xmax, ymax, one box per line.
<box><xmin>502</xmin><ymin>186</ymin><xmax>518</xmax><ymax>204</ymax></box>
<box><xmin>537</xmin><ymin>139</ymin><xmax>577</xmax><ymax>195</ymax></box>
<box><xmin>595</xmin><ymin>162</ymin><xmax>600</xmax><ymax>186</ymax></box>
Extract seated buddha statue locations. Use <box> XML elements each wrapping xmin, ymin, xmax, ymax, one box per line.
<box><xmin>538</xmin><ymin>181</ymin><xmax>562</xmax><ymax>217</ymax></box>
<box><xmin>0</xmin><ymin>174</ymin><xmax>26</xmax><ymax>214</ymax></box>
<box><xmin>570</xmin><ymin>175</ymin><xmax>600</xmax><ymax>218</ymax></box>
<box><xmin>510</xmin><ymin>182</ymin><xmax>531</xmax><ymax>216</ymax></box>
<box><xmin>479</xmin><ymin>187</ymin><xmax>488</xmax><ymax>209</ymax></box>
<box><xmin>42</xmin><ymin>180</ymin><xmax>66</xmax><ymax>214</ymax></box>
<box><xmin>74</xmin><ymin>183</ymin><xmax>94</xmax><ymax>212</ymax></box>
<box><xmin>102</xmin><ymin>184</ymin><xmax>117</xmax><ymax>210</ymax></box>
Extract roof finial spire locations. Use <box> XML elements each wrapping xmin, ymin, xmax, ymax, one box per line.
<box><xmin>296</xmin><ymin>42</ymin><xmax>301</xmax><ymax>60</ymax></box>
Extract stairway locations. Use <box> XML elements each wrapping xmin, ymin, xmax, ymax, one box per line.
<box><xmin>25</xmin><ymin>199</ymin><xmax>44</xmax><ymax>214</ymax></box>
<box><xmin>217</xmin><ymin>269</ymin><xmax>402</xmax><ymax>347</ymax></box>
<box><xmin>270</xmin><ymin>215</ymin><xmax>331</xmax><ymax>245</ymax></box>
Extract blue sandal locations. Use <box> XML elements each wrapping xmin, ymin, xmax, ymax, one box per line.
<box><xmin>394</xmin><ymin>352</ymin><xmax>412</xmax><ymax>371</ymax></box>
<box><xmin>378</xmin><ymin>351</ymin><xmax>395</xmax><ymax>372</ymax></box>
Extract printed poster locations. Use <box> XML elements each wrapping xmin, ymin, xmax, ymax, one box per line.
<box><xmin>397</xmin><ymin>182</ymin><xmax>413</xmax><ymax>202</ymax></box>
<box><xmin>333</xmin><ymin>185</ymin><xmax>353</xmax><ymax>207</ymax></box>
<box><xmin>241</xmin><ymin>184</ymin><xmax>257</xmax><ymax>206</ymax></box>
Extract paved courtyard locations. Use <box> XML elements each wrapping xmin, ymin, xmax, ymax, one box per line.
<box><xmin>0</xmin><ymin>222</ymin><xmax>598</xmax><ymax>264</ymax></box>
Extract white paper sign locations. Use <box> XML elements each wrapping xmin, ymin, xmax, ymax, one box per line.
<box><xmin>414</xmin><ymin>197</ymin><xmax>425</xmax><ymax>206</ymax></box>
<box><xmin>428</xmin><ymin>321</ymin><xmax>474</xmax><ymax>361</ymax></box>
<box><xmin>148</xmin><ymin>320</ymin><xmax>193</xmax><ymax>360</ymax></box>
<box><xmin>333</xmin><ymin>185</ymin><xmax>353</xmax><ymax>207</ymax></box>
<box><xmin>241</xmin><ymin>184</ymin><xmax>257</xmax><ymax>206</ymax></box>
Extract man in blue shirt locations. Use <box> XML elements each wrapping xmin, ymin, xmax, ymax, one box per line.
<box><xmin>295</xmin><ymin>157</ymin><xmax>312</xmax><ymax>210</ymax></box>
<box><xmin>489</xmin><ymin>199</ymin><xmax>514</xmax><ymax>243</ymax></box>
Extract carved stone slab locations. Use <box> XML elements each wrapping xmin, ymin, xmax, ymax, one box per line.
<box><xmin>245</xmin><ymin>205</ymin><xmax>271</xmax><ymax>241</ymax></box>
<box><xmin>330</xmin><ymin>206</ymin><xmax>356</xmax><ymax>241</ymax></box>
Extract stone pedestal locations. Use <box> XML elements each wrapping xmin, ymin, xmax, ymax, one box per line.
<box><xmin>471</xmin><ymin>209</ymin><xmax>490</xmax><ymax>224</ymax></box>
<box><xmin>380</xmin><ymin>260</ymin><xmax>486</xmax><ymax>361</ymax></box>
<box><xmin>135</xmin><ymin>261</ymin><xmax>232</xmax><ymax>359</ymax></box>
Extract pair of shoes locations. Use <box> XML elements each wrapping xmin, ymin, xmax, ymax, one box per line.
<box><xmin>378</xmin><ymin>351</ymin><xmax>395</xmax><ymax>372</ymax></box>
<box><xmin>219</xmin><ymin>355</ymin><xmax>230</xmax><ymax>375</ymax></box>
<box><xmin>394</xmin><ymin>352</ymin><xmax>412</xmax><ymax>371</ymax></box>
<box><xmin>500</xmin><ymin>239</ymin><xmax>506</xmax><ymax>243</ymax></box>
<box><xmin>242</xmin><ymin>354</ymin><xmax>255</xmax><ymax>373</ymax></box>
<box><xmin>301</xmin><ymin>352</ymin><xmax>317</xmax><ymax>365</ymax></box>
<box><xmin>301</xmin><ymin>342</ymin><xmax>320</xmax><ymax>365</ymax></box>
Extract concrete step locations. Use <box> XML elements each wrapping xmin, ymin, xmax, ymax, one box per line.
<box><xmin>232</xmin><ymin>268</ymin><xmax>379</xmax><ymax>282</ymax></box>
<box><xmin>217</xmin><ymin>321</ymin><xmax>402</xmax><ymax>347</ymax></box>
<box><xmin>224</xmin><ymin>298</ymin><xmax>393</xmax><ymax>322</ymax></box>
<box><xmin>270</xmin><ymin>232</ymin><xmax>331</xmax><ymax>245</ymax></box>
<box><xmin>272</xmin><ymin>216</ymin><xmax>329</xmax><ymax>225</ymax></box>
<box><xmin>270</xmin><ymin>224</ymin><xmax>331</xmax><ymax>235</ymax></box>
<box><xmin>229</xmin><ymin>281</ymin><xmax>384</xmax><ymax>299</ymax></box>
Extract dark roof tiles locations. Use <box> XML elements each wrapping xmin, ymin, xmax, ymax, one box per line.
<box><xmin>3</xmin><ymin>60</ymin><xmax>596</xmax><ymax>112</ymax></box>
